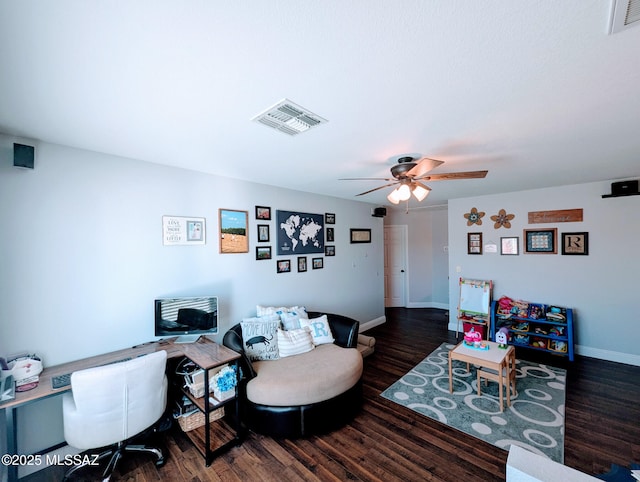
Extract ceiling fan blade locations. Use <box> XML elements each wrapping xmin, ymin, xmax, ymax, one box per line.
<box><xmin>413</xmin><ymin>181</ymin><xmax>432</xmax><ymax>192</ymax></box>
<box><xmin>405</xmin><ymin>157</ymin><xmax>445</xmax><ymax>178</ymax></box>
<box><xmin>355</xmin><ymin>182</ymin><xmax>399</xmax><ymax>196</ymax></box>
<box><xmin>339</xmin><ymin>177</ymin><xmax>395</xmax><ymax>181</ymax></box>
<box><xmin>417</xmin><ymin>170</ymin><xmax>488</xmax><ymax>181</ymax></box>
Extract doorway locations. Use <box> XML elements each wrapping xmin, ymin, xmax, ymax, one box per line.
<box><xmin>384</xmin><ymin>225</ymin><xmax>408</xmax><ymax>307</ymax></box>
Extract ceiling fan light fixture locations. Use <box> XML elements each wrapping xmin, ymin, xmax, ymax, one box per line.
<box><xmin>397</xmin><ymin>184</ymin><xmax>411</xmax><ymax>201</ymax></box>
<box><xmin>411</xmin><ymin>184</ymin><xmax>430</xmax><ymax>202</ymax></box>
<box><xmin>387</xmin><ymin>189</ymin><xmax>401</xmax><ymax>204</ymax></box>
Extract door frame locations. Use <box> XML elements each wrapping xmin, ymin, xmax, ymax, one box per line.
<box><xmin>384</xmin><ymin>224</ymin><xmax>408</xmax><ymax>307</ymax></box>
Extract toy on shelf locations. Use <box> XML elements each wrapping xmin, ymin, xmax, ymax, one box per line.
<box><xmin>528</xmin><ymin>304</ymin><xmax>545</xmax><ymax>320</ymax></box>
<box><xmin>546</xmin><ymin>306</ymin><xmax>567</xmax><ymax>322</ymax></box>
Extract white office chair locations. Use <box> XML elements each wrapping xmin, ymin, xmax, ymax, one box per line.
<box><xmin>62</xmin><ymin>350</ymin><xmax>168</xmax><ymax>481</ymax></box>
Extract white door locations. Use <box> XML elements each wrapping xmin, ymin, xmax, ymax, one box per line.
<box><xmin>384</xmin><ymin>225</ymin><xmax>408</xmax><ymax>307</ymax></box>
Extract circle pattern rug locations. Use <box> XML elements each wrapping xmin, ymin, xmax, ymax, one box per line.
<box><xmin>381</xmin><ymin>342</ymin><xmax>566</xmax><ymax>462</ymax></box>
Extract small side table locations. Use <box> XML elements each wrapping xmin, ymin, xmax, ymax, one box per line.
<box><xmin>448</xmin><ymin>341</ymin><xmax>515</xmax><ymax>412</ymax></box>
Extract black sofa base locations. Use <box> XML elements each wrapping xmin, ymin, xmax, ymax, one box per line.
<box><xmin>243</xmin><ymin>378</ymin><xmax>362</xmax><ymax>438</ymax></box>
<box><xmin>223</xmin><ymin>311</ymin><xmax>363</xmax><ymax>438</ymax></box>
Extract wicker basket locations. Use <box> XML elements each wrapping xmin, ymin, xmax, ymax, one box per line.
<box><xmin>176</xmin><ymin>407</ymin><xmax>224</xmax><ymax>432</ymax></box>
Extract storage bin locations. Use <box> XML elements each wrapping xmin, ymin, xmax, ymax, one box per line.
<box><xmin>176</xmin><ymin>407</ymin><xmax>224</xmax><ymax>432</ymax></box>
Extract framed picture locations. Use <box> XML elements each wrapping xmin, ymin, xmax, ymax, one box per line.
<box><xmin>350</xmin><ymin>228</ymin><xmax>371</xmax><ymax>244</ymax></box>
<box><xmin>219</xmin><ymin>209</ymin><xmax>249</xmax><ymax>254</ymax></box>
<box><xmin>276</xmin><ymin>210</ymin><xmax>324</xmax><ymax>255</ymax></box>
<box><xmin>257</xmin><ymin>224</ymin><xmax>270</xmax><ymax>242</ymax></box>
<box><xmin>326</xmin><ymin>227</ymin><xmax>334</xmax><ymax>242</ymax></box>
<box><xmin>325</xmin><ymin>245</ymin><xmax>335</xmax><ymax>256</ymax></box>
<box><xmin>256</xmin><ymin>246</ymin><xmax>272</xmax><ymax>260</ymax></box>
<box><xmin>162</xmin><ymin>216</ymin><xmax>206</xmax><ymax>246</ymax></box>
<box><xmin>500</xmin><ymin>237</ymin><xmax>519</xmax><ymax>255</ymax></box>
<box><xmin>312</xmin><ymin>257</ymin><xmax>323</xmax><ymax>269</ymax></box>
<box><xmin>467</xmin><ymin>232</ymin><xmax>482</xmax><ymax>255</ymax></box>
<box><xmin>297</xmin><ymin>256</ymin><xmax>307</xmax><ymax>272</ymax></box>
<box><xmin>562</xmin><ymin>232</ymin><xmax>589</xmax><ymax>255</ymax></box>
<box><xmin>524</xmin><ymin>228</ymin><xmax>557</xmax><ymax>254</ymax></box>
<box><xmin>255</xmin><ymin>206</ymin><xmax>271</xmax><ymax>220</ymax></box>
<box><xmin>277</xmin><ymin>259</ymin><xmax>291</xmax><ymax>273</ymax></box>
<box><xmin>325</xmin><ymin>213</ymin><xmax>335</xmax><ymax>224</ymax></box>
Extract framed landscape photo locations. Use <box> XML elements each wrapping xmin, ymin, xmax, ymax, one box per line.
<box><xmin>524</xmin><ymin>228</ymin><xmax>557</xmax><ymax>254</ymax></box>
<box><xmin>350</xmin><ymin>228</ymin><xmax>371</xmax><ymax>244</ymax></box>
<box><xmin>219</xmin><ymin>209</ymin><xmax>249</xmax><ymax>253</ymax></box>
<box><xmin>312</xmin><ymin>257</ymin><xmax>323</xmax><ymax>269</ymax></box>
<box><xmin>257</xmin><ymin>224</ymin><xmax>270</xmax><ymax>242</ymax></box>
<box><xmin>256</xmin><ymin>246</ymin><xmax>271</xmax><ymax>260</ymax></box>
<box><xmin>500</xmin><ymin>237</ymin><xmax>519</xmax><ymax>255</ymax></box>
<box><xmin>562</xmin><ymin>232</ymin><xmax>589</xmax><ymax>255</ymax></box>
<box><xmin>255</xmin><ymin>206</ymin><xmax>271</xmax><ymax>220</ymax></box>
<box><xmin>467</xmin><ymin>232</ymin><xmax>482</xmax><ymax>255</ymax></box>
<box><xmin>297</xmin><ymin>256</ymin><xmax>307</xmax><ymax>272</ymax></box>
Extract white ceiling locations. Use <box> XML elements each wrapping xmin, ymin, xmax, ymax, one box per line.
<box><xmin>1</xmin><ymin>1</ymin><xmax>639</xmax><ymax>207</ymax></box>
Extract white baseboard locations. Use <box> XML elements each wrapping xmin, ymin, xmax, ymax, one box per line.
<box><xmin>576</xmin><ymin>345</ymin><xmax>640</xmax><ymax>367</ymax></box>
<box><xmin>360</xmin><ymin>316</ymin><xmax>386</xmax><ymax>332</ymax></box>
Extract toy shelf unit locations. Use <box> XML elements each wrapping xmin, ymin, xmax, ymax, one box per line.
<box><xmin>457</xmin><ymin>278</ymin><xmax>492</xmax><ymax>340</ymax></box>
<box><xmin>490</xmin><ymin>298</ymin><xmax>575</xmax><ymax>361</ymax></box>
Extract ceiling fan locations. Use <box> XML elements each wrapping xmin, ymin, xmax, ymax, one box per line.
<box><xmin>341</xmin><ymin>156</ymin><xmax>488</xmax><ymax>204</ymax></box>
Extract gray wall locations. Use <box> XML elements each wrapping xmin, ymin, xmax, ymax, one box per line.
<box><xmin>448</xmin><ymin>183</ymin><xmax>639</xmax><ymax>366</ymax></box>
<box><xmin>0</xmin><ymin>135</ymin><xmax>385</xmax><ymax>464</ymax></box>
<box><xmin>382</xmin><ymin>182</ymin><xmax>638</xmax><ymax>367</ymax></box>
<box><xmin>384</xmin><ymin>206</ymin><xmax>450</xmax><ymax>309</ymax></box>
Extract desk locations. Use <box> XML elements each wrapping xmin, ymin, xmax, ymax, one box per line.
<box><xmin>1</xmin><ymin>337</ymin><xmax>239</xmax><ymax>482</ymax></box>
<box><xmin>448</xmin><ymin>341</ymin><xmax>515</xmax><ymax>412</ymax></box>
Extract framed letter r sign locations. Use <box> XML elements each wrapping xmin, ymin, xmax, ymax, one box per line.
<box><xmin>562</xmin><ymin>232</ymin><xmax>588</xmax><ymax>255</ymax></box>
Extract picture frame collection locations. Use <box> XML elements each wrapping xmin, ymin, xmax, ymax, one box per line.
<box><xmin>163</xmin><ymin>207</ymin><xmax>349</xmax><ymax>273</ymax></box>
<box><xmin>464</xmin><ymin>208</ymin><xmax>589</xmax><ymax>256</ymax></box>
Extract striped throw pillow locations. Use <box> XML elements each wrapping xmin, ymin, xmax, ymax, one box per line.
<box><xmin>276</xmin><ymin>327</ymin><xmax>315</xmax><ymax>358</ymax></box>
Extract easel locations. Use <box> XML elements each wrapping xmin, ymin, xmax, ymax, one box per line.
<box><xmin>456</xmin><ymin>278</ymin><xmax>492</xmax><ymax>339</ymax></box>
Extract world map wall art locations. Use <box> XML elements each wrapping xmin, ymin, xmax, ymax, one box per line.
<box><xmin>276</xmin><ymin>210</ymin><xmax>324</xmax><ymax>255</ymax></box>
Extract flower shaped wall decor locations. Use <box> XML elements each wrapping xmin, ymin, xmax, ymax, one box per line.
<box><xmin>491</xmin><ymin>209</ymin><xmax>515</xmax><ymax>229</ymax></box>
<box><xmin>464</xmin><ymin>207</ymin><xmax>485</xmax><ymax>226</ymax></box>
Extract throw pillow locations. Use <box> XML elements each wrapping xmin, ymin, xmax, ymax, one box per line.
<box><xmin>276</xmin><ymin>328</ymin><xmax>314</xmax><ymax>358</ymax></box>
<box><xmin>241</xmin><ymin>314</ymin><xmax>280</xmax><ymax>361</ymax></box>
<box><xmin>299</xmin><ymin>315</ymin><xmax>335</xmax><ymax>345</ymax></box>
<box><xmin>257</xmin><ymin>305</ymin><xmax>309</xmax><ymax>319</ymax></box>
<box><xmin>280</xmin><ymin>312</ymin><xmax>303</xmax><ymax>331</ymax></box>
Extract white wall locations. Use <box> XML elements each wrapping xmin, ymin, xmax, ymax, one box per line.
<box><xmin>0</xmin><ymin>135</ymin><xmax>385</xmax><ymax>463</ymax></box>
<box><xmin>384</xmin><ymin>206</ymin><xmax>450</xmax><ymax>309</ymax></box>
<box><xmin>448</xmin><ymin>183</ymin><xmax>640</xmax><ymax>366</ymax></box>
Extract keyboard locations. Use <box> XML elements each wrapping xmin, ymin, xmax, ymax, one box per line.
<box><xmin>51</xmin><ymin>357</ymin><xmax>132</xmax><ymax>389</ymax></box>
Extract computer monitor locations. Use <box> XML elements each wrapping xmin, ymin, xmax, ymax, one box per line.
<box><xmin>154</xmin><ymin>296</ymin><xmax>218</xmax><ymax>342</ymax></box>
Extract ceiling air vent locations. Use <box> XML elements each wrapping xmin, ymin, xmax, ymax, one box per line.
<box><xmin>252</xmin><ymin>99</ymin><xmax>327</xmax><ymax>136</ymax></box>
<box><xmin>609</xmin><ymin>0</ymin><xmax>640</xmax><ymax>33</ymax></box>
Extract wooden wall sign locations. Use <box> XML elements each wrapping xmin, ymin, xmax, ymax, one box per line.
<box><xmin>528</xmin><ymin>208</ymin><xmax>583</xmax><ymax>224</ymax></box>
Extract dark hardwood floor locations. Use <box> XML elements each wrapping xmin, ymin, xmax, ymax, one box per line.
<box><xmin>27</xmin><ymin>308</ymin><xmax>640</xmax><ymax>481</ymax></box>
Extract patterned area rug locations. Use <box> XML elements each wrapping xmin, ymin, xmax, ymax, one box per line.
<box><xmin>381</xmin><ymin>342</ymin><xmax>566</xmax><ymax>462</ymax></box>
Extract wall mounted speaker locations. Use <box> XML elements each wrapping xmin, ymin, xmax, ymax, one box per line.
<box><xmin>372</xmin><ymin>207</ymin><xmax>387</xmax><ymax>217</ymax></box>
<box><xmin>13</xmin><ymin>143</ymin><xmax>34</xmax><ymax>169</ymax></box>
